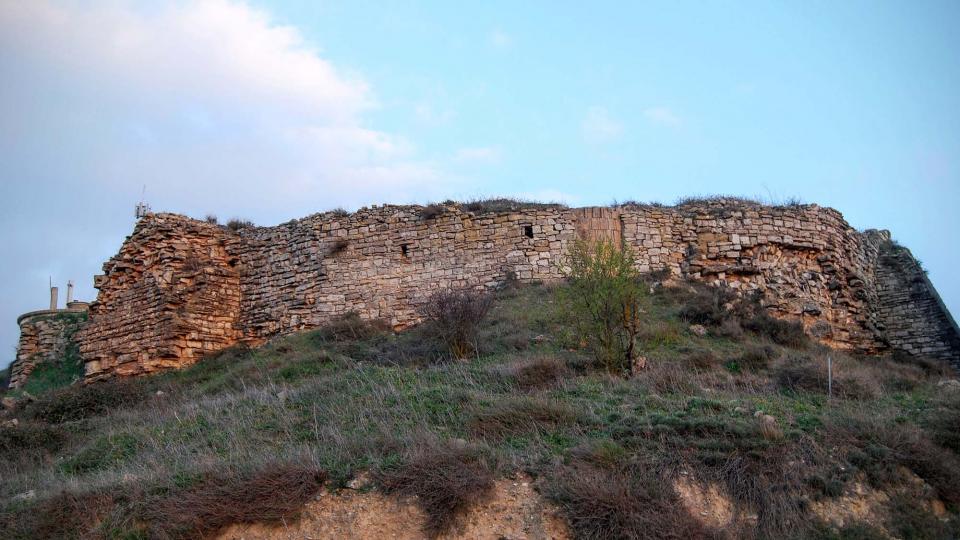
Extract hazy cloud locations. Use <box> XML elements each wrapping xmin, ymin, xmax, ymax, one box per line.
<box><xmin>0</xmin><ymin>0</ymin><xmax>451</xmax><ymax>367</ymax></box>
<box><xmin>643</xmin><ymin>106</ymin><xmax>682</xmax><ymax>128</ymax></box>
<box><xmin>489</xmin><ymin>28</ymin><xmax>512</xmax><ymax>49</ymax></box>
<box><xmin>582</xmin><ymin>107</ymin><xmax>623</xmax><ymax>144</ymax></box>
<box><xmin>453</xmin><ymin>147</ymin><xmax>501</xmax><ymax>164</ymax></box>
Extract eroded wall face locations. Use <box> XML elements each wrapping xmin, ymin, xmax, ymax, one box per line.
<box><xmin>9</xmin><ymin>311</ymin><xmax>86</xmax><ymax>389</ymax></box>
<box><xmin>872</xmin><ymin>238</ymin><xmax>960</xmax><ymax>368</ymax></box>
<box><xmin>75</xmin><ymin>201</ymin><xmax>958</xmax><ymax>381</ymax></box>
<box><xmin>78</xmin><ymin>216</ymin><xmax>243</xmax><ymax>381</ymax></box>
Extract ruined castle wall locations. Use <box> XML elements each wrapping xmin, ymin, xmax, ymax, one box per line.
<box><xmin>9</xmin><ymin>310</ymin><xmax>87</xmax><ymax>389</ymax></box>
<box><xmin>870</xmin><ymin>235</ymin><xmax>960</xmax><ymax>368</ymax></box>
<box><xmin>78</xmin><ymin>215</ymin><xmax>243</xmax><ymax>381</ymax></box>
<box><xmin>75</xmin><ymin>201</ymin><xmax>958</xmax><ymax>381</ymax></box>
<box><xmin>620</xmin><ymin>203</ymin><xmax>886</xmax><ymax>353</ymax></box>
<box><xmin>236</xmin><ymin>205</ymin><xmax>578</xmax><ymax>336</ymax></box>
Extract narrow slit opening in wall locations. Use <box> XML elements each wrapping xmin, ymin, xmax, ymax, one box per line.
<box><xmin>523</xmin><ymin>225</ymin><xmax>534</xmax><ymax>238</ymax></box>
<box><xmin>401</xmin><ymin>244</ymin><xmax>410</xmax><ymax>258</ymax></box>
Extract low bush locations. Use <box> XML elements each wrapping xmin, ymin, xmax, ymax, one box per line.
<box><xmin>462</xmin><ymin>198</ymin><xmax>565</xmax><ymax>214</ymax></box>
<box><xmin>59</xmin><ymin>432</ymin><xmax>139</xmax><ymax>475</ymax></box>
<box><xmin>376</xmin><ymin>439</ymin><xmax>494</xmax><ymax>536</ymax></box>
<box><xmin>421</xmin><ymin>204</ymin><xmax>445</xmax><ymax>220</ymax></box>
<box><xmin>420</xmin><ymin>289</ymin><xmax>493</xmax><ymax>359</ymax></box>
<box><xmin>885</xmin><ymin>493</ymin><xmax>960</xmax><ymax>540</ymax></box>
<box><xmin>0</xmin><ymin>421</ymin><xmax>68</xmax><ymax>458</ymax></box>
<box><xmin>140</xmin><ymin>463</ymin><xmax>325</xmax><ymax>539</ymax></box>
<box><xmin>225</xmin><ymin>218</ymin><xmax>254</xmax><ymax>231</ymax></box>
<box><xmin>546</xmin><ymin>462</ymin><xmax>718</xmax><ymax>540</ymax></box>
<box><xmin>508</xmin><ymin>356</ymin><xmax>570</xmax><ymax>390</ymax></box>
<box><xmin>308</xmin><ymin>312</ymin><xmax>388</xmax><ymax>343</ymax></box>
<box><xmin>737</xmin><ymin>345</ymin><xmax>777</xmax><ymax>371</ymax></box>
<box><xmin>677</xmin><ymin>286</ymin><xmax>737</xmax><ymax>327</ymax></box>
<box><xmin>23</xmin><ymin>378</ymin><xmax>149</xmax><ymax>423</ymax></box>
<box><xmin>742</xmin><ymin>312</ymin><xmax>808</xmax><ymax>348</ymax></box>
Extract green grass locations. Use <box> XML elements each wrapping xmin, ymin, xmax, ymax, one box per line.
<box><xmin>1</xmin><ymin>282</ymin><xmax>958</xmax><ymax>539</ymax></box>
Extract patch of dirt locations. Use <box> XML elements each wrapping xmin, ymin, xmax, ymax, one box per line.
<box><xmin>217</xmin><ymin>474</ymin><xmax>570</xmax><ymax>540</ymax></box>
<box><xmin>673</xmin><ymin>475</ymin><xmax>736</xmax><ymax>530</ymax></box>
<box><xmin>809</xmin><ymin>478</ymin><xmax>890</xmax><ymax>529</ymax></box>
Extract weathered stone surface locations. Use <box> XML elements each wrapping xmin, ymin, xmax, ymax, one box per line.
<box><xmin>9</xmin><ymin>307</ymin><xmax>87</xmax><ymax>389</ymax></box>
<box><xmin>66</xmin><ymin>199</ymin><xmax>958</xmax><ymax>381</ymax></box>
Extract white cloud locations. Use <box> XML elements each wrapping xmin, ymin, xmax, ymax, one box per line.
<box><xmin>643</xmin><ymin>106</ymin><xmax>682</xmax><ymax>128</ymax></box>
<box><xmin>0</xmin><ymin>0</ymin><xmax>453</xmax><ymax>365</ymax></box>
<box><xmin>490</xmin><ymin>29</ymin><xmax>512</xmax><ymax>49</ymax></box>
<box><xmin>0</xmin><ymin>0</ymin><xmax>447</xmax><ymax>212</ymax></box>
<box><xmin>582</xmin><ymin>107</ymin><xmax>623</xmax><ymax>144</ymax></box>
<box><xmin>454</xmin><ymin>147</ymin><xmax>501</xmax><ymax>164</ymax></box>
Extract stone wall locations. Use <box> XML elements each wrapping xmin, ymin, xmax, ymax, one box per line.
<box><xmin>74</xmin><ymin>199</ymin><xmax>959</xmax><ymax>381</ymax></box>
<box><xmin>77</xmin><ymin>216</ymin><xmax>243</xmax><ymax>382</ymax></box>
<box><xmin>869</xmin><ymin>233</ymin><xmax>960</xmax><ymax>369</ymax></box>
<box><xmin>9</xmin><ymin>309</ymin><xmax>87</xmax><ymax>389</ymax></box>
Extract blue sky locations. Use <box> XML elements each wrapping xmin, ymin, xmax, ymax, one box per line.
<box><xmin>1</xmin><ymin>0</ymin><xmax>958</xmax><ymax>368</ymax></box>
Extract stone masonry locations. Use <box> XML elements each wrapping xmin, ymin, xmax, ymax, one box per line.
<box><xmin>10</xmin><ymin>306</ymin><xmax>88</xmax><ymax>389</ymax></box>
<box><xmin>69</xmin><ymin>199</ymin><xmax>957</xmax><ymax>381</ymax></box>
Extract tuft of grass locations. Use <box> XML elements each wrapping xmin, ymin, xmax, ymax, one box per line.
<box><xmin>59</xmin><ymin>433</ymin><xmax>139</xmax><ymax>475</ymax></box>
<box><xmin>470</xmin><ymin>397</ymin><xmax>579</xmax><ymax>440</ymax></box>
<box><xmin>376</xmin><ymin>438</ymin><xmax>495</xmax><ymax>536</ymax></box>
<box><xmin>506</xmin><ymin>356</ymin><xmax>570</xmax><ymax>390</ymax></box>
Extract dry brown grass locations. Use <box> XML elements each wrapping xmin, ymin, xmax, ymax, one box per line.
<box><xmin>546</xmin><ymin>462</ymin><xmax>721</xmax><ymax>540</ymax></box>
<box><xmin>375</xmin><ymin>439</ymin><xmax>495</xmax><ymax>536</ymax></box>
<box><xmin>506</xmin><ymin>356</ymin><xmax>571</xmax><ymax>390</ymax></box>
<box><xmin>141</xmin><ymin>463</ymin><xmax>325</xmax><ymax>539</ymax></box>
<box><xmin>469</xmin><ymin>397</ymin><xmax>579</xmax><ymax>439</ymax></box>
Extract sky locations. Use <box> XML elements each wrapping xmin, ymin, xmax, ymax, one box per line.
<box><xmin>1</xmin><ymin>0</ymin><xmax>958</xmax><ymax>369</ymax></box>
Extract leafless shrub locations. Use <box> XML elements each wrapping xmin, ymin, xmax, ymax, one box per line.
<box><xmin>329</xmin><ymin>207</ymin><xmax>349</xmax><ymax>218</ymax></box>
<box><xmin>204</xmin><ymin>214</ymin><xmax>219</xmax><ymax>224</ymax></box>
<box><xmin>420</xmin><ymin>289</ymin><xmax>493</xmax><ymax>359</ymax></box>
<box><xmin>226</xmin><ymin>218</ymin><xmax>254</xmax><ymax>231</ymax></box>
<box><xmin>309</xmin><ymin>311</ymin><xmax>388</xmax><ymax>343</ymax></box>
<box><xmin>141</xmin><ymin>463</ymin><xmax>325</xmax><ymax>539</ymax></box>
<box><xmin>375</xmin><ymin>438</ymin><xmax>494</xmax><ymax>536</ymax></box>
<box><xmin>0</xmin><ymin>487</ymin><xmax>114</xmax><ymax>539</ymax></box>
<box><xmin>421</xmin><ymin>204</ymin><xmax>445</xmax><ymax>220</ymax></box>
<box><xmin>546</xmin><ymin>462</ymin><xmax>719</xmax><ymax>540</ymax></box>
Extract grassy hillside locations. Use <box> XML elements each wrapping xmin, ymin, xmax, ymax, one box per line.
<box><xmin>1</xmin><ymin>281</ymin><xmax>959</xmax><ymax>539</ymax></box>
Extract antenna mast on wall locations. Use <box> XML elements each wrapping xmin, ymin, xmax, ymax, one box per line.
<box><xmin>135</xmin><ymin>185</ymin><xmax>151</xmax><ymax>219</ymax></box>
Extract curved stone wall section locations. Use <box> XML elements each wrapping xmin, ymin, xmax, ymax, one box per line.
<box><xmin>9</xmin><ymin>309</ymin><xmax>87</xmax><ymax>388</ymax></box>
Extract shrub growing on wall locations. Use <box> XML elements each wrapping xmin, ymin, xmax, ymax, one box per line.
<box><xmin>560</xmin><ymin>240</ymin><xmax>648</xmax><ymax>376</ymax></box>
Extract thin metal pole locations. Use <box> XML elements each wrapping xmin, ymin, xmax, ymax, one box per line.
<box><xmin>827</xmin><ymin>356</ymin><xmax>833</xmax><ymax>399</ymax></box>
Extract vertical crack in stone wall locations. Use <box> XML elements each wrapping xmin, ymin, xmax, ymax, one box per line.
<box><xmin>65</xmin><ymin>200</ymin><xmax>958</xmax><ymax>382</ymax></box>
